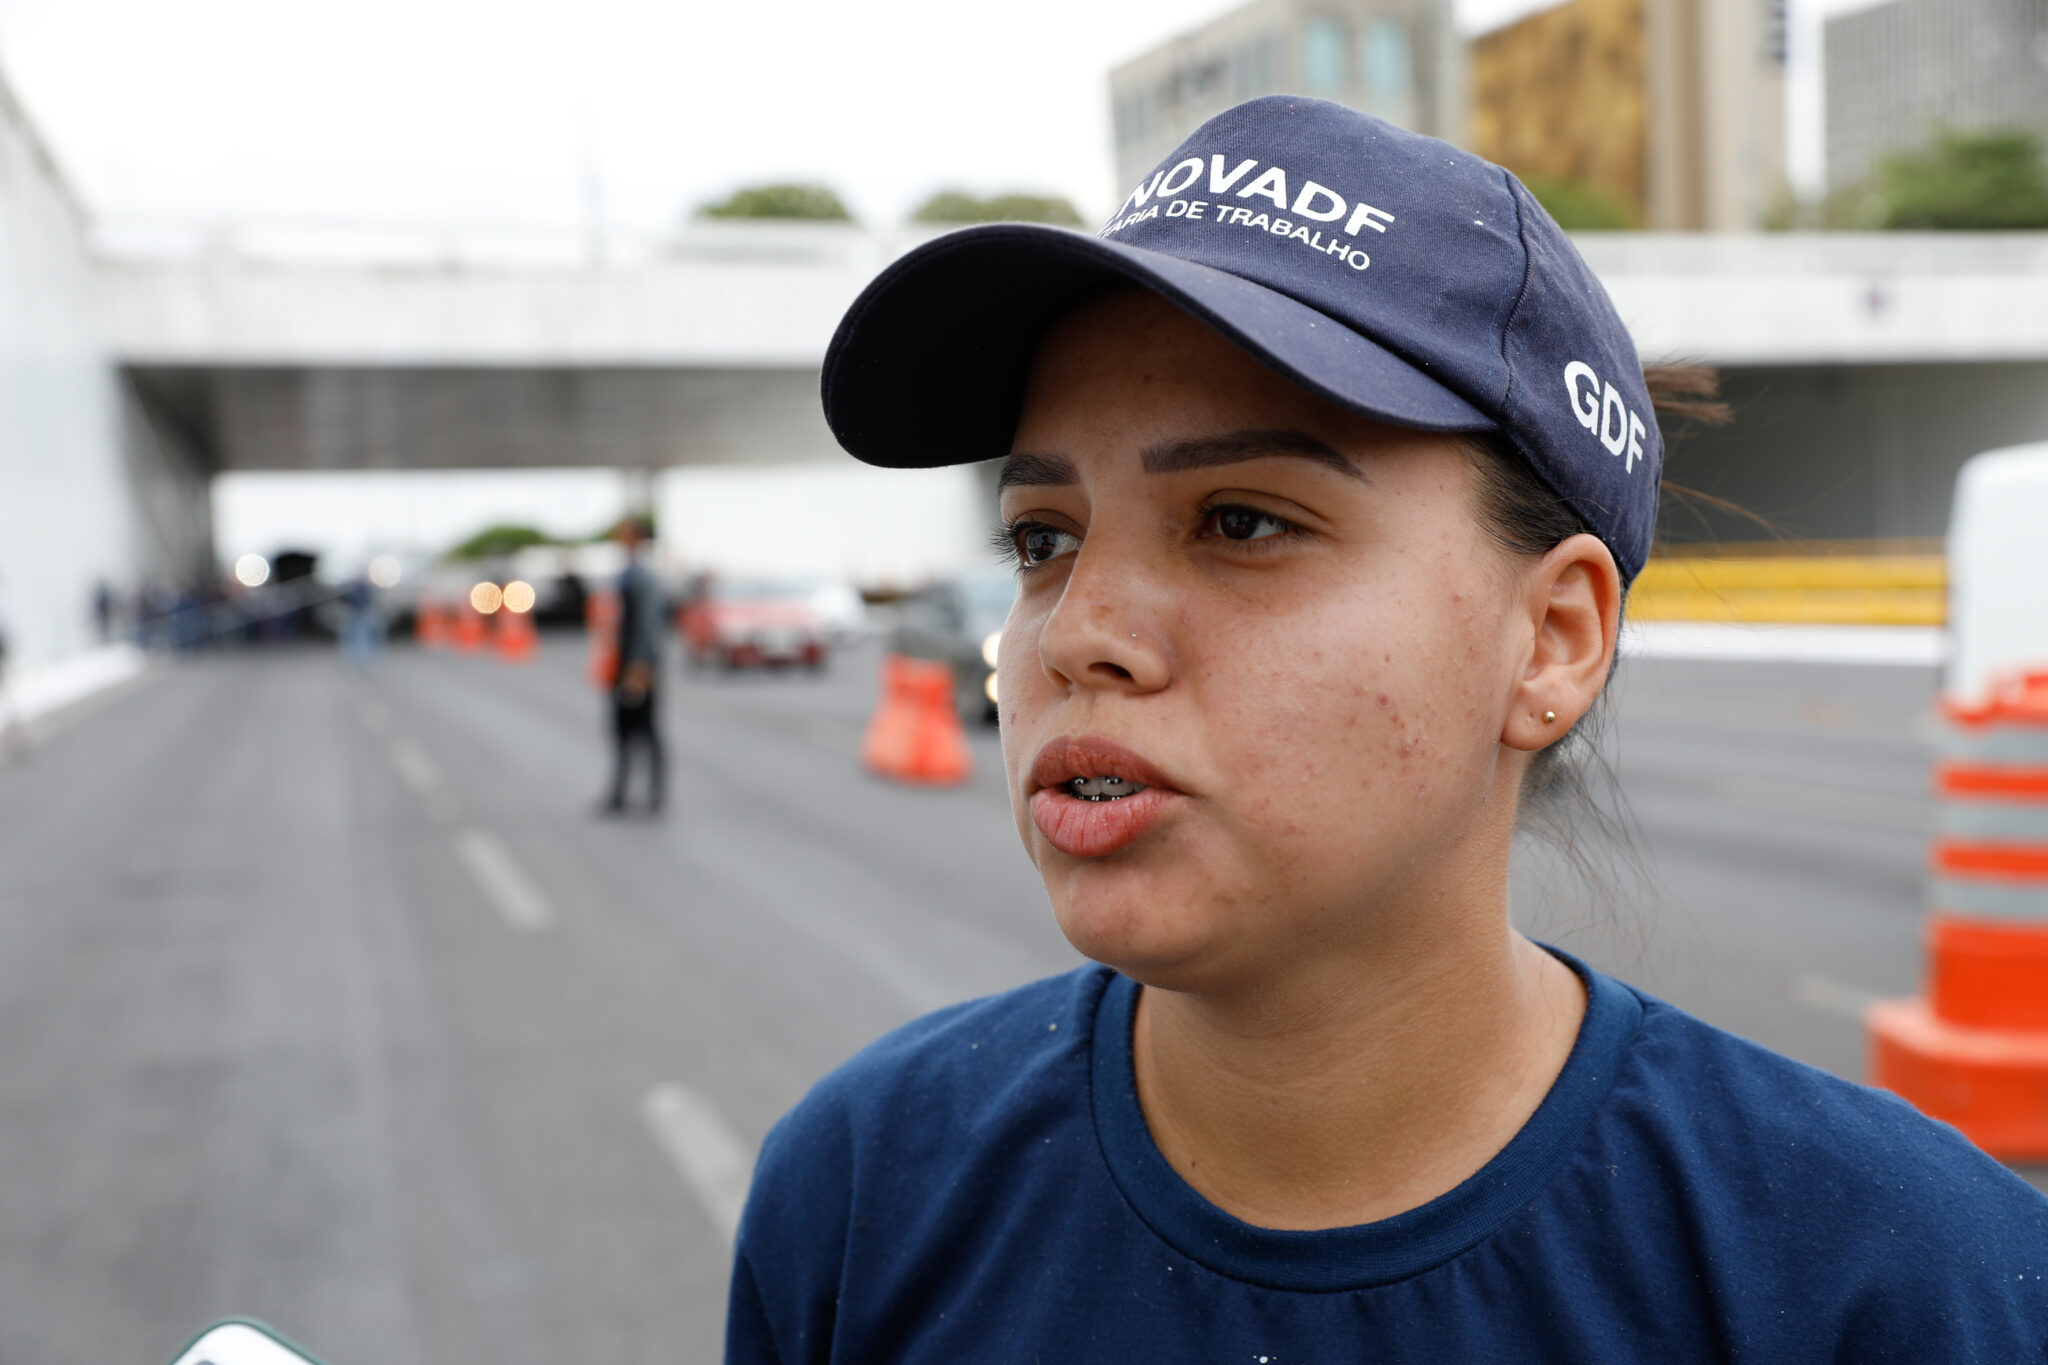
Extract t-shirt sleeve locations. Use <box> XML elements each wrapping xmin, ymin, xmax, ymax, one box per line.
<box><xmin>1820</xmin><ymin>1152</ymin><xmax>2048</xmax><ymax>1364</ymax></box>
<box><xmin>722</xmin><ymin>1249</ymin><xmax>781</xmax><ymax>1365</ymax></box>
<box><xmin>723</xmin><ymin>1091</ymin><xmax>857</xmax><ymax>1365</ymax></box>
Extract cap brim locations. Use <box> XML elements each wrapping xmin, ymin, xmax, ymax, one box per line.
<box><xmin>822</xmin><ymin>223</ymin><xmax>1495</xmax><ymax>469</ymax></box>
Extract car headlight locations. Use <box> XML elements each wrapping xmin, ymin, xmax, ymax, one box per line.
<box><xmin>981</xmin><ymin>631</ymin><xmax>1001</xmax><ymax>669</ymax></box>
<box><xmin>983</xmin><ymin>671</ymin><xmax>999</xmax><ymax>704</ymax></box>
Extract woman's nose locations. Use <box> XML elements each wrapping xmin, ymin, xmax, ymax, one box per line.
<box><xmin>1036</xmin><ymin>546</ymin><xmax>1172</xmax><ymax>695</ymax></box>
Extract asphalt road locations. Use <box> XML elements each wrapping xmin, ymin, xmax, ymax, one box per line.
<box><xmin>0</xmin><ymin>632</ymin><xmax>2035</xmax><ymax>1363</ymax></box>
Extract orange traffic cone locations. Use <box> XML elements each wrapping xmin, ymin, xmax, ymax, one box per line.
<box><xmin>453</xmin><ymin>605</ymin><xmax>487</xmax><ymax>653</ymax></box>
<box><xmin>495</xmin><ymin>604</ymin><xmax>538</xmax><ymax>662</ymax></box>
<box><xmin>862</xmin><ymin>654</ymin><xmax>971</xmax><ymax>786</ymax></box>
<box><xmin>587</xmin><ymin>590</ymin><xmax>619</xmax><ymax>689</ymax></box>
<box><xmin>416</xmin><ymin>600</ymin><xmax>447</xmax><ymax>648</ymax></box>
<box><xmin>1870</xmin><ymin>666</ymin><xmax>2048</xmax><ymax>1159</ymax></box>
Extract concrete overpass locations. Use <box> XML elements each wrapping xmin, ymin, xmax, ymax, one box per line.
<box><xmin>97</xmin><ymin>226</ymin><xmax>2048</xmax><ymax>542</ymax></box>
<box><xmin>103</xmin><ymin>228</ymin><xmax>2048</xmax><ymax>370</ymax></box>
<box><xmin>97</xmin><ymin>223</ymin><xmax>905</xmax><ymax>475</ymax></box>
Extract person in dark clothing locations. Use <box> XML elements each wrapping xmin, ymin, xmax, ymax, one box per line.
<box><xmin>604</xmin><ymin>516</ymin><xmax>665</xmax><ymax>814</ymax></box>
<box><xmin>92</xmin><ymin>580</ymin><xmax>115</xmax><ymax>642</ymax></box>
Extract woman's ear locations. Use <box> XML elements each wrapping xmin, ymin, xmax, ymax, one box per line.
<box><xmin>1502</xmin><ymin>532</ymin><xmax>1621</xmax><ymax>753</ymax></box>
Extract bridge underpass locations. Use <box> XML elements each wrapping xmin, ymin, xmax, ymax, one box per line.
<box><xmin>128</xmin><ymin>366</ymin><xmax>841</xmax><ymax>474</ymax></box>
<box><xmin>1663</xmin><ymin>358</ymin><xmax>2048</xmax><ymax>544</ymax></box>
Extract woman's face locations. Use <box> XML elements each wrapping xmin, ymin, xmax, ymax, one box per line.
<box><xmin>997</xmin><ymin>289</ymin><xmax>1567</xmax><ymax>992</ymax></box>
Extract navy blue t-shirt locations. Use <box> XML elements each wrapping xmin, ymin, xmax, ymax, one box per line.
<box><xmin>728</xmin><ymin>957</ymin><xmax>2048</xmax><ymax>1362</ymax></box>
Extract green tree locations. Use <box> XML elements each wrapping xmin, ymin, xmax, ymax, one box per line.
<box><xmin>697</xmin><ymin>183</ymin><xmax>853</xmax><ymax>221</ymax></box>
<box><xmin>447</xmin><ymin>524</ymin><xmax>554</xmax><ymax>560</ymax></box>
<box><xmin>1877</xmin><ymin>128</ymin><xmax>2048</xmax><ymax>230</ymax></box>
<box><xmin>592</xmin><ymin>511</ymin><xmax>655</xmax><ymax>542</ymax></box>
<box><xmin>1519</xmin><ymin>174</ymin><xmax>1638</xmax><ymax>231</ymax></box>
<box><xmin>911</xmin><ymin>190</ymin><xmax>1085</xmax><ymax>226</ymax></box>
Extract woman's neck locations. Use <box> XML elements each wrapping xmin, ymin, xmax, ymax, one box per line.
<box><xmin>1129</xmin><ymin>915</ymin><xmax>1586</xmax><ymax>1231</ymax></box>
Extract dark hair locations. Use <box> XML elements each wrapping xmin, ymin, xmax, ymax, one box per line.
<box><xmin>1463</xmin><ymin>365</ymin><xmax>1730</xmax><ymax>885</ymax></box>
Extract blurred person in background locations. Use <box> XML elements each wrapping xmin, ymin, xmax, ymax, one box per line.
<box><xmin>726</xmin><ymin>98</ymin><xmax>2048</xmax><ymax>1362</ymax></box>
<box><xmin>602</xmin><ymin>514</ymin><xmax>664</xmax><ymax>815</ymax></box>
<box><xmin>0</xmin><ymin>574</ymin><xmax>19</xmax><ymax>760</ymax></box>
<box><xmin>339</xmin><ymin>573</ymin><xmax>383</xmax><ymax>671</ymax></box>
<box><xmin>92</xmin><ymin>579</ymin><xmax>115</xmax><ymax>642</ymax></box>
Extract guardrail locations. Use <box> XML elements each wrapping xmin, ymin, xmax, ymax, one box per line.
<box><xmin>1630</xmin><ymin>541</ymin><xmax>1946</xmax><ymax>626</ymax></box>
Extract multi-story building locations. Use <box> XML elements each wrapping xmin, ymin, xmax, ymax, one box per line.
<box><xmin>1469</xmin><ymin>0</ymin><xmax>1788</xmax><ymax>231</ymax></box>
<box><xmin>1108</xmin><ymin>0</ymin><xmax>1462</xmax><ymax>197</ymax></box>
<box><xmin>1826</xmin><ymin>0</ymin><xmax>2048</xmax><ymax>194</ymax></box>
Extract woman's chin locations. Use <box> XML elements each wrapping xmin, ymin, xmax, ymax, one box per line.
<box><xmin>1050</xmin><ymin>884</ymin><xmax>1238</xmax><ymax>988</ymax></box>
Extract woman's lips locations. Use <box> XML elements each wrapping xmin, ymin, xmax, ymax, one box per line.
<box><xmin>1030</xmin><ymin>785</ymin><xmax>1175</xmax><ymax>858</ymax></box>
<box><xmin>1028</xmin><ymin>735</ymin><xmax>1182</xmax><ymax>858</ymax></box>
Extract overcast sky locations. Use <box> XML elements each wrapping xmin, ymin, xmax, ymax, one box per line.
<box><xmin>0</xmin><ymin>0</ymin><xmax>1882</xmax><ymax>245</ymax></box>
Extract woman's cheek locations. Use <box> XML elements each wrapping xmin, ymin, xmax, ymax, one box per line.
<box><xmin>1201</xmin><ymin>631</ymin><xmax>1381</xmax><ymax>828</ymax></box>
<box><xmin>1280</xmin><ymin>606</ymin><xmax>1454</xmax><ymax>832</ymax></box>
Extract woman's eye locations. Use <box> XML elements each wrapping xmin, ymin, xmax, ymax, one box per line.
<box><xmin>1016</xmin><ymin>523</ymin><xmax>1080</xmax><ymax>566</ymax></box>
<box><xmin>1204</xmin><ymin>504</ymin><xmax>1293</xmax><ymax>542</ymax></box>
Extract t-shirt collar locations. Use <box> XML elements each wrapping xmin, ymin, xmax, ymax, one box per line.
<box><xmin>1088</xmin><ymin>947</ymin><xmax>1644</xmax><ymax>1292</ymax></box>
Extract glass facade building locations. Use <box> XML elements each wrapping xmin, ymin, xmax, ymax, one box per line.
<box><xmin>1108</xmin><ymin>1</ymin><xmax>1459</xmax><ymax>198</ymax></box>
<box><xmin>1826</xmin><ymin>0</ymin><xmax>2048</xmax><ymax>194</ymax></box>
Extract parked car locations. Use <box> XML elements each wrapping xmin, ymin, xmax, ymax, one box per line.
<box><xmin>891</xmin><ymin>571</ymin><xmax>1017</xmax><ymax>723</ymax></box>
<box><xmin>679</xmin><ymin>577</ymin><xmax>829</xmax><ymax>670</ymax></box>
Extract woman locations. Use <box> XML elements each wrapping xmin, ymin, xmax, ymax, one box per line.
<box><xmin>728</xmin><ymin>98</ymin><xmax>2048</xmax><ymax>1361</ymax></box>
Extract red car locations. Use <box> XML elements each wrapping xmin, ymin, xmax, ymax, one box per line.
<box><xmin>679</xmin><ymin>578</ymin><xmax>829</xmax><ymax>670</ymax></box>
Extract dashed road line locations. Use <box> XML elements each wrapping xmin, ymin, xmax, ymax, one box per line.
<box><xmin>1793</xmin><ymin>972</ymin><xmax>1882</xmax><ymax>1022</ymax></box>
<box><xmin>384</xmin><ymin>733</ymin><xmax>461</xmax><ymax>822</ymax></box>
<box><xmin>453</xmin><ymin>827</ymin><xmax>555</xmax><ymax>932</ymax></box>
<box><xmin>387</xmin><ymin>736</ymin><xmax>442</xmax><ymax>795</ymax></box>
<box><xmin>643</xmin><ymin>1082</ymin><xmax>755</xmax><ymax>1243</ymax></box>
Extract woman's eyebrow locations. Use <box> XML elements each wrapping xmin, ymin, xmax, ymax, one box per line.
<box><xmin>998</xmin><ymin>452</ymin><xmax>1080</xmax><ymax>489</ymax></box>
<box><xmin>1141</xmin><ymin>429</ymin><xmax>1366</xmax><ymax>481</ymax></box>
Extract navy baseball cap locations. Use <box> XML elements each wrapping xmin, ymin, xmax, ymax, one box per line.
<box><xmin>821</xmin><ymin>95</ymin><xmax>1661</xmax><ymax>581</ymax></box>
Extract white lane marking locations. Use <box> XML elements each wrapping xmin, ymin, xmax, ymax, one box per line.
<box><xmin>1793</xmin><ymin>973</ymin><xmax>1882</xmax><ymax>1022</ymax></box>
<box><xmin>453</xmin><ymin>828</ymin><xmax>554</xmax><ymax>932</ymax></box>
<box><xmin>1718</xmin><ymin>777</ymin><xmax>1930</xmax><ymax>833</ymax></box>
<box><xmin>643</xmin><ymin>1082</ymin><xmax>755</xmax><ymax>1243</ymax></box>
<box><xmin>388</xmin><ymin>737</ymin><xmax>442</xmax><ymax>795</ymax></box>
<box><xmin>388</xmin><ymin>735</ymin><xmax>460</xmax><ymax>821</ymax></box>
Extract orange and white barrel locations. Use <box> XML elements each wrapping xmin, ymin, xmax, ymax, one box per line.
<box><xmin>1927</xmin><ymin>677</ymin><xmax>2048</xmax><ymax>1034</ymax></box>
<box><xmin>1869</xmin><ymin>442</ymin><xmax>2048</xmax><ymax>1159</ymax></box>
<box><xmin>1869</xmin><ymin>670</ymin><xmax>2048</xmax><ymax>1158</ymax></box>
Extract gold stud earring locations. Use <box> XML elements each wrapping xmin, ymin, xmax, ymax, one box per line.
<box><xmin>1542</xmin><ymin>710</ymin><xmax>1557</xmax><ymax>724</ymax></box>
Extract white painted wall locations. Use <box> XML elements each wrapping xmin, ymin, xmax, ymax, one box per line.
<box><xmin>0</xmin><ymin>79</ymin><xmax>127</xmax><ymax>672</ymax></box>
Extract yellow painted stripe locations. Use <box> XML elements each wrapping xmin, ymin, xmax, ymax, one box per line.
<box><xmin>1628</xmin><ymin>589</ymin><xmax>1945</xmax><ymax>625</ymax></box>
<box><xmin>1631</xmin><ymin>548</ymin><xmax>1947</xmax><ymax>625</ymax></box>
<box><xmin>1634</xmin><ymin>554</ymin><xmax>1946</xmax><ymax>592</ymax></box>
